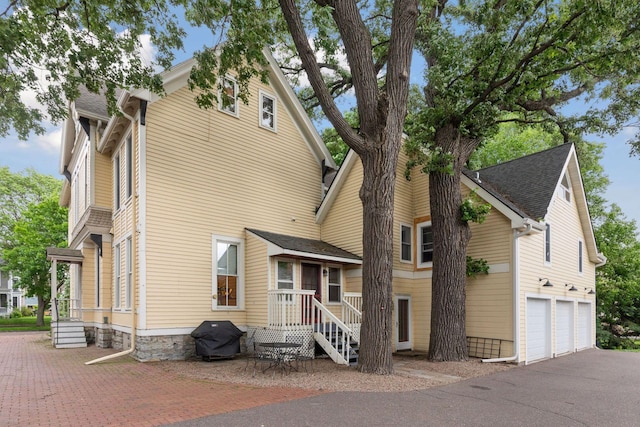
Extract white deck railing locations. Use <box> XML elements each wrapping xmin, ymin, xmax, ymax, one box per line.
<box><xmin>267</xmin><ymin>289</ymin><xmax>316</xmax><ymax>330</ymax></box>
<box><xmin>341</xmin><ymin>294</ymin><xmax>362</xmax><ymax>344</ymax></box>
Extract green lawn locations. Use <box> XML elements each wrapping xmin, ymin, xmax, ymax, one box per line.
<box><xmin>0</xmin><ymin>316</ymin><xmax>51</xmax><ymax>332</ymax></box>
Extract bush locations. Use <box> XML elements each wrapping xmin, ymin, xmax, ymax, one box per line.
<box><xmin>9</xmin><ymin>308</ymin><xmax>22</xmax><ymax>319</ymax></box>
<box><xmin>20</xmin><ymin>306</ymin><xmax>34</xmax><ymax>317</ymax></box>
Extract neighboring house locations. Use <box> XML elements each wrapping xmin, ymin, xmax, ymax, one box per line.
<box><xmin>51</xmin><ymin>47</ymin><xmax>603</xmax><ymax>365</ymax></box>
<box><xmin>318</xmin><ymin>143</ymin><xmax>604</xmax><ymax>364</ymax></box>
<box><xmin>0</xmin><ymin>263</ymin><xmax>30</xmax><ymax>317</ymax></box>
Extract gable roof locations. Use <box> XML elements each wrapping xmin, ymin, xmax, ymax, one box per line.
<box><xmin>246</xmin><ymin>229</ymin><xmax>361</xmax><ymax>264</ymax></box>
<box><xmin>128</xmin><ymin>48</ymin><xmax>335</xmax><ymax>170</ymax></box>
<box><xmin>463</xmin><ymin>143</ymin><xmax>573</xmax><ymax>221</ymax></box>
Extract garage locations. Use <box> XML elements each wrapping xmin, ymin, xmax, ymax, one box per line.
<box><xmin>555</xmin><ymin>300</ymin><xmax>574</xmax><ymax>355</ymax></box>
<box><xmin>526</xmin><ymin>297</ymin><xmax>551</xmax><ymax>362</ymax></box>
<box><xmin>577</xmin><ymin>302</ymin><xmax>592</xmax><ymax>350</ymax></box>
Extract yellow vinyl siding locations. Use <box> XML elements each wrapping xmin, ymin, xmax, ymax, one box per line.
<box><xmin>246</xmin><ymin>234</ymin><xmax>268</xmax><ymax>326</ymax></box>
<box><xmin>143</xmin><ymin>79</ymin><xmax>323</xmax><ymax>328</ymax></box>
<box><xmin>393</xmin><ymin>276</ymin><xmax>432</xmax><ymax>352</ymax></box>
<box><xmin>94</xmin><ymin>152</ymin><xmax>112</xmax><ymax>208</ymax></box>
<box><xmin>393</xmin><ymin>150</ymin><xmax>416</xmax><ymax>271</ymax></box>
<box><xmin>320</xmin><ymin>156</ymin><xmax>364</xmax><ymax>256</ymax></box>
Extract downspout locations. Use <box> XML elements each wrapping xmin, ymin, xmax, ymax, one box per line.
<box><xmin>86</xmin><ymin>103</ymin><xmax>137</xmax><ymax>365</ymax></box>
<box><xmin>482</xmin><ymin>222</ymin><xmax>533</xmax><ymax>363</ymax></box>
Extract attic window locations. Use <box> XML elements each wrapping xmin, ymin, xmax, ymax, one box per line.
<box><xmin>259</xmin><ymin>91</ymin><xmax>276</xmax><ymax>131</ymax></box>
<box><xmin>559</xmin><ymin>173</ymin><xmax>571</xmax><ymax>203</ymax></box>
<box><xmin>219</xmin><ymin>76</ymin><xmax>238</xmax><ymax>116</ymax></box>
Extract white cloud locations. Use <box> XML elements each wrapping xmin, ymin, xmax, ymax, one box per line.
<box><xmin>36</xmin><ymin>127</ymin><xmax>63</xmax><ymax>154</ymax></box>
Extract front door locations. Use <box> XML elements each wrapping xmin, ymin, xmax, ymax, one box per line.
<box><xmin>396</xmin><ymin>296</ymin><xmax>411</xmax><ymax>351</ymax></box>
<box><xmin>301</xmin><ymin>263</ymin><xmax>321</xmax><ymax>302</ymax></box>
<box><xmin>301</xmin><ymin>263</ymin><xmax>321</xmax><ymax>324</ymax></box>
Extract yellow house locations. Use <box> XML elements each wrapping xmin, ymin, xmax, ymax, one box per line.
<box><xmin>318</xmin><ymin>143</ymin><xmax>605</xmax><ymax>364</ymax></box>
<box><xmin>51</xmin><ymin>49</ymin><xmax>364</xmax><ymax>362</ymax></box>
<box><xmin>51</xmin><ymin>48</ymin><xmax>603</xmax><ymax>365</ymax></box>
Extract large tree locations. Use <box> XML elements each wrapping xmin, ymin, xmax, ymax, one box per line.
<box><xmin>3</xmin><ymin>197</ymin><xmax>68</xmax><ymax>325</ymax></box>
<box><xmin>2</xmin><ymin>0</ymin><xmax>422</xmax><ymax>374</ymax></box>
<box><xmin>0</xmin><ymin>167</ymin><xmax>62</xmax><ymax>244</ymax></box>
<box><xmin>406</xmin><ymin>0</ymin><xmax>640</xmax><ymax>361</ymax></box>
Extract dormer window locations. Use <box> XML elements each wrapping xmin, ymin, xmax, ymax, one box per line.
<box><xmin>559</xmin><ymin>173</ymin><xmax>571</xmax><ymax>203</ymax></box>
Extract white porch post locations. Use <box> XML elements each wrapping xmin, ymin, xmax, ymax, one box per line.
<box><xmin>50</xmin><ymin>259</ymin><xmax>58</xmax><ymax>322</ymax></box>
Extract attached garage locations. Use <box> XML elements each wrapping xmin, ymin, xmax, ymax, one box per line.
<box><xmin>577</xmin><ymin>302</ymin><xmax>593</xmax><ymax>350</ymax></box>
<box><xmin>555</xmin><ymin>300</ymin><xmax>574</xmax><ymax>355</ymax></box>
<box><xmin>526</xmin><ymin>297</ymin><xmax>551</xmax><ymax>363</ymax></box>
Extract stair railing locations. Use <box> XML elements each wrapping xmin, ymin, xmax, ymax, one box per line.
<box><xmin>312</xmin><ymin>299</ymin><xmax>353</xmax><ymax>365</ymax></box>
<box><xmin>341</xmin><ymin>298</ymin><xmax>361</xmax><ymax>344</ymax></box>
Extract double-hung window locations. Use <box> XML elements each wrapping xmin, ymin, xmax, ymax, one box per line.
<box><xmin>219</xmin><ymin>77</ymin><xmax>238</xmax><ymax>116</ymax></box>
<box><xmin>559</xmin><ymin>173</ymin><xmax>571</xmax><ymax>203</ymax></box>
<box><xmin>126</xmin><ymin>134</ymin><xmax>133</xmax><ymax>199</ymax></box>
<box><xmin>259</xmin><ymin>92</ymin><xmax>276</xmax><ymax>131</ymax></box>
<box><xmin>125</xmin><ymin>237</ymin><xmax>132</xmax><ymax>309</ymax></box>
<box><xmin>400</xmin><ymin>224</ymin><xmax>412</xmax><ymax>263</ymax></box>
<box><xmin>114</xmin><ymin>244</ymin><xmax>121</xmax><ymax>309</ymax></box>
<box><xmin>214</xmin><ymin>236</ymin><xmax>243</xmax><ymax>309</ymax></box>
<box><xmin>277</xmin><ymin>260</ymin><xmax>294</xmax><ymax>302</ymax></box>
<box><xmin>417</xmin><ymin>221</ymin><xmax>434</xmax><ymax>268</ymax></box>
<box><xmin>328</xmin><ymin>267</ymin><xmax>342</xmax><ymax>303</ymax></box>
<box><xmin>114</xmin><ymin>154</ymin><xmax>121</xmax><ymax>210</ymax></box>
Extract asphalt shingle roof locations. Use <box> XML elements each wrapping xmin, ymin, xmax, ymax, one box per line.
<box><xmin>464</xmin><ymin>143</ymin><xmax>573</xmax><ymax>220</ymax></box>
<box><xmin>246</xmin><ymin>229</ymin><xmax>361</xmax><ymax>262</ymax></box>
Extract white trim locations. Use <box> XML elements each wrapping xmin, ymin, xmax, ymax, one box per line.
<box><xmin>316</xmin><ymin>150</ymin><xmax>357</xmax><ymax>224</ymax></box>
<box><xmin>114</xmin><ymin>242</ymin><xmax>121</xmax><ymax>309</ymax></box>
<box><xmin>417</xmin><ymin>220</ymin><xmax>433</xmax><ymax>269</ymax></box>
<box><xmin>258</xmin><ymin>90</ymin><xmax>277</xmax><ymax>132</ymax></box>
<box><xmin>138</xmin><ymin>114</ymin><xmax>147</xmax><ymax>329</ymax></box>
<box><xmin>399</xmin><ymin>223</ymin><xmax>413</xmax><ymax>264</ymax></box>
<box><xmin>395</xmin><ymin>295</ymin><xmax>412</xmax><ymax>351</ymax></box>
<box><xmin>275</xmin><ymin>258</ymin><xmax>295</xmax><ymax>291</ymax></box>
<box><xmin>212</xmin><ymin>235</ymin><xmax>245</xmax><ymax>310</ymax></box>
<box><xmin>218</xmin><ymin>75</ymin><xmax>240</xmax><ymax>118</ymax></box>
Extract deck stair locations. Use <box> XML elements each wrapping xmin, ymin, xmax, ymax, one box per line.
<box><xmin>52</xmin><ymin>320</ymin><xmax>87</xmax><ymax>348</ymax></box>
<box><xmin>317</xmin><ymin>325</ymin><xmax>359</xmax><ymax>366</ymax></box>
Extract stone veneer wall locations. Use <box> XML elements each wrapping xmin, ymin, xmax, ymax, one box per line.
<box><xmin>110</xmin><ymin>331</ymin><xmax>197</xmax><ymax>361</ymax></box>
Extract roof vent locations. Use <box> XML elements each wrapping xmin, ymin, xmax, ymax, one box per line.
<box><xmin>475</xmin><ymin>172</ymin><xmax>481</xmax><ymax>183</ymax></box>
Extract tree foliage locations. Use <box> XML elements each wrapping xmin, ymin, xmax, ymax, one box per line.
<box><xmin>1</xmin><ymin>0</ymin><xmax>186</xmax><ymax>139</ymax></box>
<box><xmin>405</xmin><ymin>0</ymin><xmax>640</xmax><ymax>361</ymax></box>
<box><xmin>0</xmin><ymin>167</ymin><xmax>62</xmax><ymax>245</ymax></box>
<box><xmin>3</xmin><ymin>197</ymin><xmax>68</xmax><ymax>326</ymax></box>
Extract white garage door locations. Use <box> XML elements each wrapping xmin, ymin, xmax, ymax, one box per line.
<box><xmin>578</xmin><ymin>302</ymin><xmax>592</xmax><ymax>350</ymax></box>
<box><xmin>527</xmin><ymin>298</ymin><xmax>551</xmax><ymax>362</ymax></box>
<box><xmin>555</xmin><ymin>300</ymin><xmax>574</xmax><ymax>355</ymax></box>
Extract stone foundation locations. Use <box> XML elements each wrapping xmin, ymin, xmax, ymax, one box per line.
<box><xmin>84</xmin><ymin>325</ymin><xmax>113</xmax><ymax>348</ymax></box>
<box><xmin>110</xmin><ymin>331</ymin><xmax>197</xmax><ymax>361</ymax></box>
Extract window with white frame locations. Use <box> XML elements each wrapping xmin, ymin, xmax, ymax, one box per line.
<box><xmin>559</xmin><ymin>173</ymin><xmax>571</xmax><ymax>203</ymax></box>
<box><xmin>418</xmin><ymin>221</ymin><xmax>434</xmax><ymax>268</ymax></box>
<box><xmin>126</xmin><ymin>134</ymin><xmax>133</xmax><ymax>199</ymax></box>
<box><xmin>95</xmin><ymin>247</ymin><xmax>100</xmax><ymax>308</ymax></box>
<box><xmin>578</xmin><ymin>240</ymin><xmax>583</xmax><ymax>274</ymax></box>
<box><xmin>219</xmin><ymin>76</ymin><xmax>238</xmax><ymax>116</ymax></box>
<box><xmin>277</xmin><ymin>260</ymin><xmax>294</xmax><ymax>290</ymax></box>
<box><xmin>400</xmin><ymin>224</ymin><xmax>412</xmax><ymax>262</ymax></box>
<box><xmin>125</xmin><ymin>237</ymin><xmax>132</xmax><ymax>309</ymax></box>
<box><xmin>328</xmin><ymin>267</ymin><xmax>342</xmax><ymax>303</ymax></box>
<box><xmin>114</xmin><ymin>154</ymin><xmax>121</xmax><ymax>210</ymax></box>
<box><xmin>259</xmin><ymin>92</ymin><xmax>276</xmax><ymax>131</ymax></box>
<box><xmin>214</xmin><ymin>237</ymin><xmax>243</xmax><ymax>308</ymax></box>
<box><xmin>114</xmin><ymin>243</ymin><xmax>121</xmax><ymax>308</ymax></box>
<box><xmin>545</xmin><ymin>223</ymin><xmax>552</xmax><ymax>264</ymax></box>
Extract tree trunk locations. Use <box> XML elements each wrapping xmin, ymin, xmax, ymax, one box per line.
<box><xmin>428</xmin><ymin>124</ymin><xmax>477</xmax><ymax>361</ymax></box>
<box><xmin>36</xmin><ymin>294</ymin><xmax>46</xmax><ymax>327</ymax></box>
<box><xmin>357</xmin><ymin>140</ymin><xmax>401</xmax><ymax>374</ymax></box>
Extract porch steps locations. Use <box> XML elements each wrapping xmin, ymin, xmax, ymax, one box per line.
<box><xmin>316</xmin><ymin>325</ymin><xmax>359</xmax><ymax>366</ymax></box>
<box><xmin>52</xmin><ymin>320</ymin><xmax>87</xmax><ymax>349</ymax></box>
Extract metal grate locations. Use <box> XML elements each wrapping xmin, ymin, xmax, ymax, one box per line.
<box><xmin>466</xmin><ymin>336</ymin><xmax>508</xmax><ymax>359</ymax></box>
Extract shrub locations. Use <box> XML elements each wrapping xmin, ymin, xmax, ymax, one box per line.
<box><xmin>9</xmin><ymin>308</ymin><xmax>22</xmax><ymax>319</ymax></box>
<box><xmin>20</xmin><ymin>306</ymin><xmax>34</xmax><ymax>317</ymax></box>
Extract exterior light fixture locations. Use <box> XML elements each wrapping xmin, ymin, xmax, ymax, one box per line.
<box><xmin>565</xmin><ymin>284</ymin><xmax>578</xmax><ymax>291</ymax></box>
<box><xmin>539</xmin><ymin>278</ymin><xmax>554</xmax><ymax>287</ymax></box>
<box><xmin>585</xmin><ymin>287</ymin><xmax>595</xmax><ymax>295</ymax></box>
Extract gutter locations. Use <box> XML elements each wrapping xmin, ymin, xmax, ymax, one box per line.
<box><xmin>482</xmin><ymin>220</ymin><xmax>540</xmax><ymax>363</ymax></box>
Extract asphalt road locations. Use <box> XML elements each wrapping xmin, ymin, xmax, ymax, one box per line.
<box><xmin>167</xmin><ymin>349</ymin><xmax>640</xmax><ymax>427</ymax></box>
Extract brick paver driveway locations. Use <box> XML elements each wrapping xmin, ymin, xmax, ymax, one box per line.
<box><xmin>0</xmin><ymin>332</ymin><xmax>323</xmax><ymax>426</ymax></box>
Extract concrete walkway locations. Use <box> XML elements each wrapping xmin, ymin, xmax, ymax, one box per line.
<box><xmin>0</xmin><ymin>332</ymin><xmax>323</xmax><ymax>426</ymax></box>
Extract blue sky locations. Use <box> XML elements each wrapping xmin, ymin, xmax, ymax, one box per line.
<box><xmin>1</xmin><ymin>26</ymin><xmax>638</xmax><ymax>228</ymax></box>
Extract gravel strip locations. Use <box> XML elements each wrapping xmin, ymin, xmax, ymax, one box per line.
<box><xmin>157</xmin><ymin>354</ymin><xmax>514</xmax><ymax>393</ymax></box>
